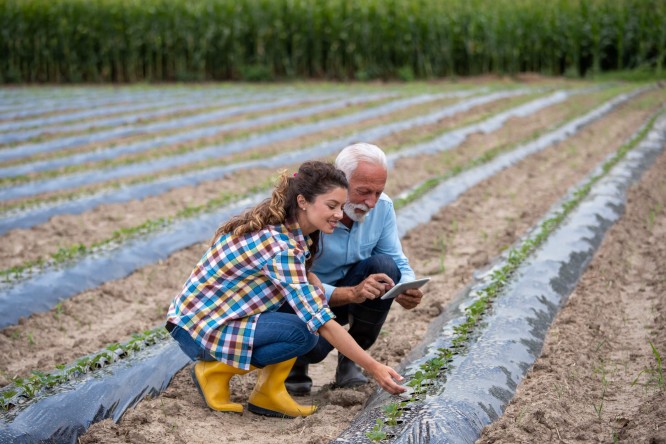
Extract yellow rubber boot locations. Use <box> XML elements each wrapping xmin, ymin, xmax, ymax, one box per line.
<box><xmin>248</xmin><ymin>357</ymin><xmax>318</xmax><ymax>418</ymax></box>
<box><xmin>191</xmin><ymin>360</ymin><xmax>252</xmax><ymax>413</ymax></box>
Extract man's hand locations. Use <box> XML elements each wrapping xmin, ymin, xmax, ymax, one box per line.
<box><xmin>349</xmin><ymin>273</ymin><xmax>394</xmax><ymax>303</ymax></box>
<box><xmin>395</xmin><ymin>287</ymin><xmax>423</xmax><ymax>309</ymax></box>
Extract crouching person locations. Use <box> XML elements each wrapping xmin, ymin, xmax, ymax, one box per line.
<box><xmin>165</xmin><ymin>161</ymin><xmax>405</xmax><ymax>418</ymax></box>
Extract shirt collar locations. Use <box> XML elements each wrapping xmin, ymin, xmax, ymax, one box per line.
<box><xmin>284</xmin><ymin>217</ymin><xmax>312</xmax><ymax>249</ymax></box>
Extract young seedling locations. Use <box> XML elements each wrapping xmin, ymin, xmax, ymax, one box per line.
<box><xmin>632</xmin><ymin>340</ymin><xmax>664</xmax><ymax>391</ymax></box>
<box><xmin>366</xmin><ymin>418</ymin><xmax>387</xmax><ymax>441</ymax></box>
<box><xmin>383</xmin><ymin>402</ymin><xmax>402</xmax><ymax>426</ymax></box>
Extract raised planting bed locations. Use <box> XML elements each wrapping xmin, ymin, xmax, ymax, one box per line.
<box><xmin>334</xmin><ymin>111</ymin><xmax>666</xmax><ymax>443</ymax></box>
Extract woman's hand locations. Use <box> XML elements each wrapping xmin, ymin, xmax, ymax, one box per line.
<box><xmin>365</xmin><ymin>361</ymin><xmax>406</xmax><ymax>395</ymax></box>
<box><xmin>318</xmin><ymin>320</ymin><xmax>405</xmax><ymax>395</ymax></box>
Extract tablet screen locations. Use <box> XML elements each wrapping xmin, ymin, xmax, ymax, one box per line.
<box><xmin>380</xmin><ymin>277</ymin><xmax>430</xmax><ymax>300</ymax></box>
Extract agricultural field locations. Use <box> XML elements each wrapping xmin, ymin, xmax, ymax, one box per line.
<box><xmin>0</xmin><ymin>77</ymin><xmax>664</xmax><ymax>443</ymax></box>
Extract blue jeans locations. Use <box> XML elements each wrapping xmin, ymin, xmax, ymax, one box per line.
<box><xmin>169</xmin><ymin>311</ymin><xmax>318</xmax><ymax>368</ymax></box>
<box><xmin>282</xmin><ymin>253</ymin><xmax>402</xmax><ymax>364</ymax></box>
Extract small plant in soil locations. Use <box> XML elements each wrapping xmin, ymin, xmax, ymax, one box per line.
<box><xmin>383</xmin><ymin>402</ymin><xmax>402</xmax><ymax>426</ymax></box>
<box><xmin>366</xmin><ymin>418</ymin><xmax>388</xmax><ymax>441</ymax></box>
<box><xmin>632</xmin><ymin>340</ymin><xmax>664</xmax><ymax>391</ymax></box>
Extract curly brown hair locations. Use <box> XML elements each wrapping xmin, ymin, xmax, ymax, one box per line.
<box><xmin>211</xmin><ymin>161</ymin><xmax>348</xmax><ymax>268</ymax></box>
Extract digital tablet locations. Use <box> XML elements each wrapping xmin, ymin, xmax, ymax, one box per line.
<box><xmin>380</xmin><ymin>277</ymin><xmax>431</xmax><ymax>300</ymax></box>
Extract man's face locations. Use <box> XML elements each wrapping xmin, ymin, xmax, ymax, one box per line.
<box><xmin>343</xmin><ymin>162</ymin><xmax>388</xmax><ymax>223</ymax></box>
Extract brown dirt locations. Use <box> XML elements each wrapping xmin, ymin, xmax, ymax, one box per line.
<box><xmin>476</xmin><ymin>146</ymin><xmax>666</xmax><ymax>444</ymax></box>
<box><xmin>0</xmin><ymin>80</ymin><xmax>663</xmax><ymax>444</ymax></box>
<box><xmin>0</xmin><ymin>87</ymin><xmax>643</xmax><ymax>272</ymax></box>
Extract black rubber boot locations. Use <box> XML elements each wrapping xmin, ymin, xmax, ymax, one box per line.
<box><xmin>284</xmin><ymin>362</ymin><xmax>312</xmax><ymax>396</ymax></box>
<box><xmin>335</xmin><ymin>307</ymin><xmax>389</xmax><ymax>388</ymax></box>
<box><xmin>335</xmin><ymin>353</ymin><xmax>368</xmax><ymax>388</ymax></box>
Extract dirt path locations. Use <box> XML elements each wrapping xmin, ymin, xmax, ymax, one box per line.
<box><xmin>74</xmin><ymin>90</ymin><xmax>665</xmax><ymax>443</ymax></box>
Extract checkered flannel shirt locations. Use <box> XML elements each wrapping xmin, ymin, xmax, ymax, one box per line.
<box><xmin>167</xmin><ymin>218</ymin><xmax>334</xmax><ymax>370</ymax></box>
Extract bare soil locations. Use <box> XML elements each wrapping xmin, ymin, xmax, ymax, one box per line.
<box><xmin>0</xmin><ymin>80</ymin><xmax>663</xmax><ymax>444</ymax></box>
<box><xmin>477</xmin><ymin>145</ymin><xmax>666</xmax><ymax>444</ymax></box>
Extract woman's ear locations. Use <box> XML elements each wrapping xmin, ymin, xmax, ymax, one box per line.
<box><xmin>296</xmin><ymin>194</ymin><xmax>307</xmax><ymax>210</ymax></box>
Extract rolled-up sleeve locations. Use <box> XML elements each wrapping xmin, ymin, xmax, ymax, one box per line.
<box><xmin>262</xmin><ymin>249</ymin><xmax>335</xmax><ymax>333</ymax></box>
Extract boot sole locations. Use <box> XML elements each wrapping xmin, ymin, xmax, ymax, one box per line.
<box><xmin>247</xmin><ymin>403</ymin><xmax>295</xmax><ymax>419</ymax></box>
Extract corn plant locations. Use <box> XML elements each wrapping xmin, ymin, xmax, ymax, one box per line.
<box><xmin>1</xmin><ymin>0</ymin><xmax>665</xmax><ymax>83</ymax></box>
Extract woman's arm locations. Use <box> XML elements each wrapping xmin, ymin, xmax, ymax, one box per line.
<box><xmin>318</xmin><ymin>321</ymin><xmax>405</xmax><ymax>395</ymax></box>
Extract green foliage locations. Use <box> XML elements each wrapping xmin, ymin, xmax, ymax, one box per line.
<box><xmin>366</xmin><ymin>418</ymin><xmax>388</xmax><ymax>441</ymax></box>
<box><xmin>632</xmin><ymin>340</ymin><xmax>665</xmax><ymax>391</ymax></box>
<box><xmin>0</xmin><ymin>326</ymin><xmax>171</xmax><ymax>412</ymax></box>
<box><xmin>1</xmin><ymin>0</ymin><xmax>665</xmax><ymax>83</ymax></box>
<box><xmin>364</xmin><ymin>101</ymin><xmax>663</xmax><ymax>440</ymax></box>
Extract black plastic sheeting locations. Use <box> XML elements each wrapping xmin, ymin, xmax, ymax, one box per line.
<box><xmin>0</xmin><ymin>87</ymin><xmax>623</xmax><ymax>327</ymax></box>
<box><xmin>0</xmin><ymin>88</ymin><xmax>509</xmax><ymax>234</ymax></box>
<box><xmin>0</xmin><ymin>95</ymin><xmax>657</xmax><ymax>444</ymax></box>
<box><xmin>0</xmin><ymin>89</ymin><xmax>256</xmax><ymax>145</ymax></box>
<box><xmin>0</xmin><ymin>94</ymin><xmax>385</xmax><ymax>193</ymax></box>
<box><xmin>334</xmin><ymin>114</ymin><xmax>666</xmax><ymax>443</ymax></box>
<box><xmin>0</xmin><ymin>340</ymin><xmax>190</xmax><ymax>444</ymax></box>
<box><xmin>395</xmin><ymin>87</ymin><xmax>647</xmax><ymax>236</ymax></box>
<box><xmin>0</xmin><ymin>92</ymin><xmax>321</xmax><ymax>171</ymax></box>
<box><xmin>0</xmin><ymin>89</ymin><xmax>540</xmax><ymax>324</ymax></box>
<box><xmin>0</xmin><ymin>88</ymin><xmax>196</xmax><ymax>120</ymax></box>
<box><xmin>0</xmin><ymin>192</ymin><xmax>268</xmax><ymax>329</ymax></box>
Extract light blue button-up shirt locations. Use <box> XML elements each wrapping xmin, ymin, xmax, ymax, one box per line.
<box><xmin>312</xmin><ymin>193</ymin><xmax>416</xmax><ymax>300</ymax></box>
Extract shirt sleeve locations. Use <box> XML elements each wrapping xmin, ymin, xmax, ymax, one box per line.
<box><xmin>373</xmin><ymin>200</ymin><xmax>416</xmax><ymax>284</ymax></box>
<box><xmin>262</xmin><ymin>248</ymin><xmax>335</xmax><ymax>333</ymax></box>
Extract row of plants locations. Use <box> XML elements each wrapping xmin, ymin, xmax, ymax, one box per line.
<box><xmin>0</xmin><ymin>327</ymin><xmax>170</xmax><ymax>412</ymax></box>
<box><xmin>365</xmin><ymin>109</ymin><xmax>663</xmax><ymax>441</ymax></box>
<box><xmin>0</xmin><ymin>87</ymin><xmax>516</xmax><ymax>215</ymax></box>
<box><xmin>393</xmin><ymin>83</ymin><xmax>648</xmax><ymax>208</ymax></box>
<box><xmin>0</xmin><ymin>178</ymin><xmax>274</xmax><ymax>284</ymax></box>
<box><xmin>0</xmin><ymin>93</ymin><xmax>450</xmax><ymax>186</ymax></box>
<box><xmin>1</xmin><ymin>0</ymin><xmax>664</xmax><ymax>83</ymax></box>
<box><xmin>2</xmin><ymin>84</ymin><xmax>643</xmax><ymax>296</ymax></box>
<box><xmin>0</xmin><ymin>87</ymin><xmax>583</xmax><ymax>285</ymax></box>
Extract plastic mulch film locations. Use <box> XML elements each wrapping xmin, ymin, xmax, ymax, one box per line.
<box><xmin>0</xmin><ymin>88</ymin><xmax>516</xmax><ymax>234</ymax></box>
<box><xmin>0</xmin><ymin>87</ymin><xmax>628</xmax><ymax>326</ymax></box>
<box><xmin>0</xmin><ymin>192</ymin><xmax>269</xmax><ymax>329</ymax></box>
<box><xmin>0</xmin><ymin>93</ymin><xmax>391</xmax><ymax>195</ymax></box>
<box><xmin>0</xmin><ymin>89</ymin><xmax>258</xmax><ymax>146</ymax></box>
<box><xmin>0</xmin><ymin>340</ymin><xmax>190</xmax><ymax>444</ymax></box>
<box><xmin>334</xmin><ymin>114</ymin><xmax>666</xmax><ymax>443</ymax></box>
<box><xmin>395</xmin><ymin>87</ymin><xmax>649</xmax><ymax>237</ymax></box>
<box><xmin>0</xmin><ymin>91</ymin><xmax>330</xmax><ymax>171</ymax></box>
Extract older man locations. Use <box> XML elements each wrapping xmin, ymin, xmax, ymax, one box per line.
<box><xmin>284</xmin><ymin>143</ymin><xmax>423</xmax><ymax>396</ymax></box>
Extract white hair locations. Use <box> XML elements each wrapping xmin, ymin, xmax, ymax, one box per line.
<box><xmin>335</xmin><ymin>143</ymin><xmax>387</xmax><ymax>180</ymax></box>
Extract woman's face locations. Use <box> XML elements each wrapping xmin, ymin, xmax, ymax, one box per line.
<box><xmin>298</xmin><ymin>186</ymin><xmax>347</xmax><ymax>235</ymax></box>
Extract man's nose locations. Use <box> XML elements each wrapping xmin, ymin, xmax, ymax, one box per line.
<box><xmin>365</xmin><ymin>196</ymin><xmax>379</xmax><ymax>208</ymax></box>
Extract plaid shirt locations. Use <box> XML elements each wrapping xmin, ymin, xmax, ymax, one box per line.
<box><xmin>167</xmin><ymin>218</ymin><xmax>334</xmax><ymax>370</ymax></box>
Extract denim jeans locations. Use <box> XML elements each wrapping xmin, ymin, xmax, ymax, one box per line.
<box><xmin>282</xmin><ymin>253</ymin><xmax>402</xmax><ymax>364</ymax></box>
<box><xmin>169</xmin><ymin>311</ymin><xmax>318</xmax><ymax>368</ymax></box>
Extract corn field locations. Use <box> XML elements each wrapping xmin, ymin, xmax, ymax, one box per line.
<box><xmin>0</xmin><ymin>0</ymin><xmax>664</xmax><ymax>83</ymax></box>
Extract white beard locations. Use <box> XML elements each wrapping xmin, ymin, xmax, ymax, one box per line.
<box><xmin>344</xmin><ymin>202</ymin><xmax>370</xmax><ymax>223</ymax></box>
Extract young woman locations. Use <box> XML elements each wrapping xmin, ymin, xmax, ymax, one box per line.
<box><xmin>166</xmin><ymin>161</ymin><xmax>405</xmax><ymax>419</ymax></box>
